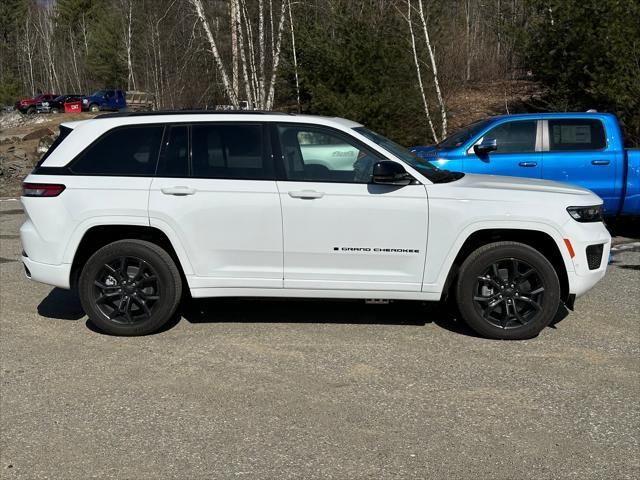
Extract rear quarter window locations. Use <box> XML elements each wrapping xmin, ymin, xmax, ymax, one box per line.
<box><xmin>70</xmin><ymin>125</ymin><xmax>164</xmax><ymax>175</ymax></box>
<box><xmin>548</xmin><ymin>119</ymin><xmax>606</xmax><ymax>151</ymax></box>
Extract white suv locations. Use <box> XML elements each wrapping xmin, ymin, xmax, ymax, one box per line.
<box><xmin>20</xmin><ymin>112</ymin><xmax>611</xmax><ymax>339</ymax></box>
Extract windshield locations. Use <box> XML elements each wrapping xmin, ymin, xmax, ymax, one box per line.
<box><xmin>354</xmin><ymin>126</ymin><xmax>442</xmax><ymax>173</ymax></box>
<box><xmin>436</xmin><ymin>119</ymin><xmax>492</xmax><ymax>149</ymax></box>
<box><xmin>91</xmin><ymin>89</ymin><xmax>107</xmax><ymax>97</ymax></box>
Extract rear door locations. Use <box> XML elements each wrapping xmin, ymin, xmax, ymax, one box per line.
<box><xmin>148</xmin><ymin>122</ymin><xmax>283</xmax><ymax>290</ymax></box>
<box><xmin>541</xmin><ymin>118</ymin><xmax>617</xmax><ymax>213</ymax></box>
<box><xmin>463</xmin><ymin>120</ymin><xmax>542</xmax><ymax>178</ymax></box>
<box><xmin>275</xmin><ymin>123</ymin><xmax>428</xmax><ymax>292</ymax></box>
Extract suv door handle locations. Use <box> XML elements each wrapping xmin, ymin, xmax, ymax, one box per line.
<box><xmin>591</xmin><ymin>160</ymin><xmax>610</xmax><ymax>165</ymax></box>
<box><xmin>518</xmin><ymin>161</ymin><xmax>538</xmax><ymax>167</ymax></box>
<box><xmin>288</xmin><ymin>190</ymin><xmax>324</xmax><ymax>199</ymax></box>
<box><xmin>161</xmin><ymin>186</ymin><xmax>196</xmax><ymax>196</ymax></box>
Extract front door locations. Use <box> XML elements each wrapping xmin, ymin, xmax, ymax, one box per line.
<box><xmin>275</xmin><ymin>124</ymin><xmax>428</xmax><ymax>291</ymax></box>
<box><xmin>148</xmin><ymin>123</ymin><xmax>283</xmax><ymax>289</ymax></box>
<box><xmin>464</xmin><ymin>120</ymin><xmax>542</xmax><ymax>178</ymax></box>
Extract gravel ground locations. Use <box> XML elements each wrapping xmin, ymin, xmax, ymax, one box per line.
<box><xmin>1</xmin><ymin>200</ymin><xmax>638</xmax><ymax>480</ymax></box>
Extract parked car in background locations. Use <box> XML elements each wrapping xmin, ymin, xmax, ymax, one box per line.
<box><xmin>82</xmin><ymin>89</ymin><xmax>126</xmax><ymax>112</ymax></box>
<box><xmin>411</xmin><ymin>113</ymin><xmax>640</xmax><ymax>218</ymax></box>
<box><xmin>36</xmin><ymin>94</ymin><xmax>84</xmax><ymax>114</ymax></box>
<box><xmin>14</xmin><ymin>93</ymin><xmax>58</xmax><ymax>115</ymax></box>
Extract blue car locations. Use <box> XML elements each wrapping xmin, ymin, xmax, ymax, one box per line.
<box><xmin>411</xmin><ymin>112</ymin><xmax>640</xmax><ymax>217</ymax></box>
<box><xmin>82</xmin><ymin>89</ymin><xmax>126</xmax><ymax>113</ymax></box>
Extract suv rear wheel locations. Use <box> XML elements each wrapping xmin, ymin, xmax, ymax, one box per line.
<box><xmin>455</xmin><ymin>241</ymin><xmax>561</xmax><ymax>340</ymax></box>
<box><xmin>78</xmin><ymin>240</ymin><xmax>182</xmax><ymax>336</ymax></box>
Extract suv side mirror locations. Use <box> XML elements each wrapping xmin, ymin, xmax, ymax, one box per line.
<box><xmin>474</xmin><ymin>138</ymin><xmax>498</xmax><ymax>155</ymax></box>
<box><xmin>372</xmin><ymin>161</ymin><xmax>412</xmax><ymax>186</ymax></box>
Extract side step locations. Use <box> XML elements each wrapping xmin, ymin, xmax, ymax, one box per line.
<box><xmin>365</xmin><ymin>299</ymin><xmax>391</xmax><ymax>305</ymax></box>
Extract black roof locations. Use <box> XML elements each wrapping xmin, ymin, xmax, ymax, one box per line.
<box><xmin>96</xmin><ymin>110</ymin><xmax>292</xmax><ymax>119</ymax></box>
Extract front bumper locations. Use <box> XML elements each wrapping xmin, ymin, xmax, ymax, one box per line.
<box><xmin>563</xmin><ymin>220</ymin><xmax>611</xmax><ymax>298</ymax></box>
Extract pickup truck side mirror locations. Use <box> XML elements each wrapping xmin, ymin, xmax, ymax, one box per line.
<box><xmin>372</xmin><ymin>160</ymin><xmax>413</xmax><ymax>186</ymax></box>
<box><xmin>474</xmin><ymin>138</ymin><xmax>498</xmax><ymax>155</ymax></box>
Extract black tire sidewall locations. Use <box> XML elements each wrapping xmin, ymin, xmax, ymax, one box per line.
<box><xmin>78</xmin><ymin>240</ymin><xmax>181</xmax><ymax>336</ymax></box>
<box><xmin>456</xmin><ymin>243</ymin><xmax>561</xmax><ymax>340</ymax></box>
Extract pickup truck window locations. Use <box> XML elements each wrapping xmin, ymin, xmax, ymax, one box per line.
<box><xmin>481</xmin><ymin>120</ymin><xmax>537</xmax><ymax>154</ymax></box>
<box><xmin>279</xmin><ymin>125</ymin><xmax>380</xmax><ymax>183</ymax></box>
<box><xmin>192</xmin><ymin>124</ymin><xmax>272</xmax><ymax>180</ymax></box>
<box><xmin>436</xmin><ymin>119</ymin><xmax>492</xmax><ymax>149</ymax></box>
<box><xmin>548</xmin><ymin>119</ymin><xmax>606</xmax><ymax>151</ymax></box>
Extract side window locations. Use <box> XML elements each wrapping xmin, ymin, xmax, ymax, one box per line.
<box><xmin>278</xmin><ymin>125</ymin><xmax>380</xmax><ymax>183</ymax></box>
<box><xmin>191</xmin><ymin>124</ymin><xmax>272</xmax><ymax>179</ymax></box>
<box><xmin>482</xmin><ymin>121</ymin><xmax>537</xmax><ymax>154</ymax></box>
<box><xmin>156</xmin><ymin>125</ymin><xmax>188</xmax><ymax>177</ymax></box>
<box><xmin>548</xmin><ymin>119</ymin><xmax>606</xmax><ymax>151</ymax></box>
<box><xmin>70</xmin><ymin>125</ymin><xmax>163</xmax><ymax>175</ymax></box>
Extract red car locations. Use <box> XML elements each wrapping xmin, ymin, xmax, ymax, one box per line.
<box><xmin>15</xmin><ymin>93</ymin><xmax>58</xmax><ymax>115</ymax></box>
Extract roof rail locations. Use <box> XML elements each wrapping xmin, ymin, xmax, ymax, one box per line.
<box><xmin>95</xmin><ymin>109</ymin><xmax>292</xmax><ymax>119</ymax></box>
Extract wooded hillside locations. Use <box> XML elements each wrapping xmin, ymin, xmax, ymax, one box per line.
<box><xmin>1</xmin><ymin>0</ymin><xmax>638</xmax><ymax>145</ymax></box>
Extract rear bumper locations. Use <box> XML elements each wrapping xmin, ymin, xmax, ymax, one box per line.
<box><xmin>22</xmin><ymin>256</ymin><xmax>71</xmax><ymax>289</ymax></box>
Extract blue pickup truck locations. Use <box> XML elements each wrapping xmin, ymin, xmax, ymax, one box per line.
<box><xmin>81</xmin><ymin>89</ymin><xmax>126</xmax><ymax>113</ymax></box>
<box><xmin>412</xmin><ymin>113</ymin><xmax>639</xmax><ymax>217</ymax></box>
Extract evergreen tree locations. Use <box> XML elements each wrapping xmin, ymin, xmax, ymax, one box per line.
<box><xmin>522</xmin><ymin>0</ymin><xmax>640</xmax><ymax>145</ymax></box>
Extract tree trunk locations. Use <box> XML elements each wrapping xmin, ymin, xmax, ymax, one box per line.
<box><xmin>417</xmin><ymin>0</ymin><xmax>447</xmax><ymax>138</ymax></box>
<box><xmin>265</xmin><ymin>0</ymin><xmax>287</xmax><ymax>110</ymax></box>
<box><xmin>406</xmin><ymin>0</ymin><xmax>438</xmax><ymax>143</ymax></box>
<box><xmin>188</xmin><ymin>0</ymin><xmax>239</xmax><ymax>106</ymax></box>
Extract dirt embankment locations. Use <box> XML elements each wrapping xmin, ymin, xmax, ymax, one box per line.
<box><xmin>0</xmin><ymin>112</ymin><xmax>96</xmax><ymax>197</ymax></box>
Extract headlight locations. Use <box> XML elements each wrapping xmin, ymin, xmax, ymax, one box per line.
<box><xmin>567</xmin><ymin>205</ymin><xmax>603</xmax><ymax>223</ymax></box>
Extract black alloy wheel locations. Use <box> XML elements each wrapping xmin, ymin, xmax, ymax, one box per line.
<box><xmin>455</xmin><ymin>241</ymin><xmax>561</xmax><ymax>340</ymax></box>
<box><xmin>79</xmin><ymin>240</ymin><xmax>182</xmax><ymax>336</ymax></box>
<box><xmin>473</xmin><ymin>258</ymin><xmax>545</xmax><ymax>329</ymax></box>
<box><xmin>93</xmin><ymin>256</ymin><xmax>160</xmax><ymax>325</ymax></box>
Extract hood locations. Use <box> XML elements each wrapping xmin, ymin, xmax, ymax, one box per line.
<box><xmin>451</xmin><ymin>173</ymin><xmax>599</xmax><ymax>199</ymax></box>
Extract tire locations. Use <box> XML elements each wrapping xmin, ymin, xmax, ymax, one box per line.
<box><xmin>26</xmin><ymin>106</ymin><xmax>35</xmax><ymax>115</ymax></box>
<box><xmin>89</xmin><ymin>103</ymin><xmax>100</xmax><ymax>113</ymax></box>
<box><xmin>455</xmin><ymin>241</ymin><xmax>561</xmax><ymax>340</ymax></box>
<box><xmin>51</xmin><ymin>107</ymin><xmax>59</xmax><ymax>114</ymax></box>
<box><xmin>78</xmin><ymin>240</ymin><xmax>182</xmax><ymax>336</ymax></box>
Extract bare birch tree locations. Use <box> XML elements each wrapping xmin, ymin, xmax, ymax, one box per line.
<box><xmin>188</xmin><ymin>0</ymin><xmax>239</xmax><ymax>106</ymax></box>
<box><xmin>415</xmin><ymin>0</ymin><xmax>447</xmax><ymax>138</ymax></box>
<box><xmin>402</xmin><ymin>0</ymin><xmax>438</xmax><ymax>142</ymax></box>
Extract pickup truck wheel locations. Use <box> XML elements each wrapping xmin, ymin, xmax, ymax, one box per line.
<box><xmin>50</xmin><ymin>107</ymin><xmax>60</xmax><ymax>114</ymax></box>
<box><xmin>455</xmin><ymin>241</ymin><xmax>560</xmax><ymax>340</ymax></box>
<box><xmin>89</xmin><ymin>103</ymin><xmax>100</xmax><ymax>112</ymax></box>
<box><xmin>26</xmin><ymin>106</ymin><xmax>35</xmax><ymax>115</ymax></box>
<box><xmin>78</xmin><ymin>240</ymin><xmax>182</xmax><ymax>336</ymax></box>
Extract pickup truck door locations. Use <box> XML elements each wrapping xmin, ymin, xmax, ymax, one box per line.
<box><xmin>275</xmin><ymin>124</ymin><xmax>428</xmax><ymax>292</ymax></box>
<box><xmin>148</xmin><ymin>123</ymin><xmax>284</xmax><ymax>290</ymax></box>
<box><xmin>541</xmin><ymin>118</ymin><xmax>618</xmax><ymax>214</ymax></box>
<box><xmin>463</xmin><ymin>120</ymin><xmax>542</xmax><ymax>178</ymax></box>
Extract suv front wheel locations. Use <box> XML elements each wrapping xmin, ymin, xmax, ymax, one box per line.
<box><xmin>455</xmin><ymin>241</ymin><xmax>561</xmax><ymax>340</ymax></box>
<box><xmin>78</xmin><ymin>240</ymin><xmax>182</xmax><ymax>336</ymax></box>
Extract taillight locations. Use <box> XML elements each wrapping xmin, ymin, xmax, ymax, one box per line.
<box><xmin>22</xmin><ymin>183</ymin><xmax>66</xmax><ymax>197</ymax></box>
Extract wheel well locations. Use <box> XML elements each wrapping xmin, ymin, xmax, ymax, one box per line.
<box><xmin>70</xmin><ymin>225</ymin><xmax>186</xmax><ymax>288</ymax></box>
<box><xmin>442</xmin><ymin>229</ymin><xmax>569</xmax><ymax>303</ymax></box>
